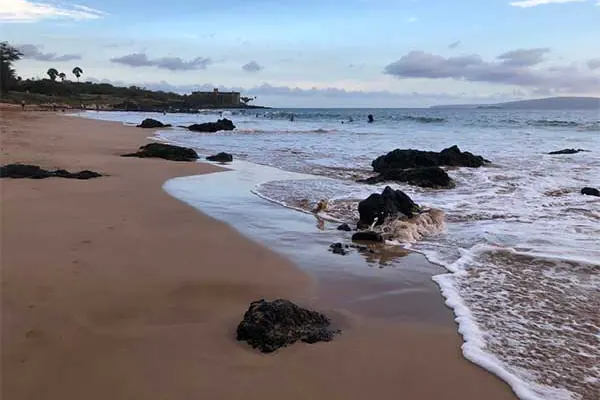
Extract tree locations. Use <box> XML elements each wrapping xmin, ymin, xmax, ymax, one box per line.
<box><xmin>240</xmin><ymin>96</ymin><xmax>256</xmax><ymax>105</ymax></box>
<box><xmin>0</xmin><ymin>41</ymin><xmax>23</xmax><ymax>94</ymax></box>
<box><xmin>47</xmin><ymin>68</ymin><xmax>59</xmax><ymax>81</ymax></box>
<box><xmin>72</xmin><ymin>66</ymin><xmax>83</xmax><ymax>82</ymax></box>
<box><xmin>58</xmin><ymin>72</ymin><xmax>66</xmax><ymax>82</ymax></box>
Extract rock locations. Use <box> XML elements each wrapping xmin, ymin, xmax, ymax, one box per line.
<box><xmin>357</xmin><ymin>186</ymin><xmax>420</xmax><ymax>228</ymax></box>
<box><xmin>53</xmin><ymin>169</ymin><xmax>103</xmax><ymax>179</ymax></box>
<box><xmin>188</xmin><ymin>118</ymin><xmax>235</xmax><ymax>133</ymax></box>
<box><xmin>122</xmin><ymin>143</ymin><xmax>198</xmax><ymax>162</ymax></box>
<box><xmin>337</xmin><ymin>223</ymin><xmax>352</xmax><ymax>232</ymax></box>
<box><xmin>206</xmin><ymin>152</ymin><xmax>233</xmax><ymax>162</ymax></box>
<box><xmin>548</xmin><ymin>148</ymin><xmax>587</xmax><ymax>155</ymax></box>
<box><xmin>352</xmin><ymin>231</ymin><xmax>384</xmax><ymax>243</ymax></box>
<box><xmin>329</xmin><ymin>243</ymin><xmax>349</xmax><ymax>255</ymax></box>
<box><xmin>0</xmin><ymin>164</ymin><xmax>102</xmax><ymax>180</ymax></box>
<box><xmin>360</xmin><ymin>167</ymin><xmax>455</xmax><ymax>189</ymax></box>
<box><xmin>581</xmin><ymin>187</ymin><xmax>600</xmax><ymax>197</ymax></box>
<box><xmin>136</xmin><ymin>118</ymin><xmax>171</xmax><ymax>128</ymax></box>
<box><xmin>372</xmin><ymin>145</ymin><xmax>489</xmax><ymax>172</ymax></box>
<box><xmin>236</xmin><ymin>299</ymin><xmax>340</xmax><ymax>353</ymax></box>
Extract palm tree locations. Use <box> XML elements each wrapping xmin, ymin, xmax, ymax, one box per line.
<box><xmin>58</xmin><ymin>72</ymin><xmax>66</xmax><ymax>82</ymax></box>
<box><xmin>47</xmin><ymin>68</ymin><xmax>59</xmax><ymax>81</ymax></box>
<box><xmin>0</xmin><ymin>41</ymin><xmax>23</xmax><ymax>94</ymax></box>
<box><xmin>72</xmin><ymin>66</ymin><xmax>83</xmax><ymax>82</ymax></box>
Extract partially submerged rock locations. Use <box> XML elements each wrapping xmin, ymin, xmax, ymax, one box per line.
<box><xmin>372</xmin><ymin>145</ymin><xmax>489</xmax><ymax>172</ymax></box>
<box><xmin>188</xmin><ymin>118</ymin><xmax>235</xmax><ymax>133</ymax></box>
<box><xmin>329</xmin><ymin>243</ymin><xmax>349</xmax><ymax>255</ymax></box>
<box><xmin>548</xmin><ymin>148</ymin><xmax>587</xmax><ymax>155</ymax></box>
<box><xmin>351</xmin><ymin>231</ymin><xmax>384</xmax><ymax>243</ymax></box>
<box><xmin>581</xmin><ymin>187</ymin><xmax>599</xmax><ymax>197</ymax></box>
<box><xmin>122</xmin><ymin>143</ymin><xmax>198</xmax><ymax>161</ymax></box>
<box><xmin>357</xmin><ymin>186</ymin><xmax>420</xmax><ymax>228</ymax></box>
<box><xmin>206</xmin><ymin>152</ymin><xmax>233</xmax><ymax>162</ymax></box>
<box><xmin>136</xmin><ymin>118</ymin><xmax>171</xmax><ymax>128</ymax></box>
<box><xmin>236</xmin><ymin>299</ymin><xmax>339</xmax><ymax>353</ymax></box>
<box><xmin>337</xmin><ymin>223</ymin><xmax>352</xmax><ymax>232</ymax></box>
<box><xmin>360</xmin><ymin>166</ymin><xmax>455</xmax><ymax>189</ymax></box>
<box><xmin>0</xmin><ymin>164</ymin><xmax>102</xmax><ymax>180</ymax></box>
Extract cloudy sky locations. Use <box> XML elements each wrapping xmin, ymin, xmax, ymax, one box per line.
<box><xmin>1</xmin><ymin>0</ymin><xmax>599</xmax><ymax>107</ymax></box>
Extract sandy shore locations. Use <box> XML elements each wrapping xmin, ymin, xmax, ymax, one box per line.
<box><xmin>1</xmin><ymin>108</ymin><xmax>516</xmax><ymax>399</ymax></box>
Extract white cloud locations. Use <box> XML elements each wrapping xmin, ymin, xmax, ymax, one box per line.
<box><xmin>407</xmin><ymin>16</ymin><xmax>418</xmax><ymax>23</ymax></box>
<box><xmin>510</xmin><ymin>0</ymin><xmax>585</xmax><ymax>7</ymax></box>
<box><xmin>0</xmin><ymin>0</ymin><xmax>107</xmax><ymax>22</ymax></box>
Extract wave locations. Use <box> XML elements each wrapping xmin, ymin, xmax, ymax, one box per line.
<box><xmin>500</xmin><ymin>118</ymin><xmax>600</xmax><ymax>130</ymax></box>
<box><xmin>235</xmin><ymin>128</ymin><xmax>337</xmax><ymax>134</ymax></box>
<box><xmin>396</xmin><ymin>115</ymin><xmax>447</xmax><ymax>123</ymax></box>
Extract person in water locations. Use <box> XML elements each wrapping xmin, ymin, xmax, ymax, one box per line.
<box><xmin>368</xmin><ymin>114</ymin><xmax>374</xmax><ymax>123</ymax></box>
<box><xmin>290</xmin><ymin>114</ymin><xmax>294</xmax><ymax>122</ymax></box>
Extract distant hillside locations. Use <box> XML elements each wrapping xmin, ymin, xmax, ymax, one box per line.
<box><xmin>431</xmin><ymin>97</ymin><xmax>600</xmax><ymax>110</ymax></box>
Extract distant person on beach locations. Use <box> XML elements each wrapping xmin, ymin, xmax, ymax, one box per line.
<box><xmin>368</xmin><ymin>114</ymin><xmax>374</xmax><ymax>123</ymax></box>
<box><xmin>20</xmin><ymin>100</ymin><xmax>25</xmax><ymax>110</ymax></box>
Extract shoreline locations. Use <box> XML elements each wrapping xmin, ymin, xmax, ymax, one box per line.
<box><xmin>1</xmin><ymin>108</ymin><xmax>516</xmax><ymax>399</ymax></box>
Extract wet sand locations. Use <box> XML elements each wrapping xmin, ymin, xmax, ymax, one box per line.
<box><xmin>1</xmin><ymin>107</ymin><xmax>516</xmax><ymax>399</ymax></box>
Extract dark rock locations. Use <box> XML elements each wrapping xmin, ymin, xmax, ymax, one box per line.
<box><xmin>236</xmin><ymin>299</ymin><xmax>340</xmax><ymax>353</ymax></box>
<box><xmin>360</xmin><ymin>167</ymin><xmax>455</xmax><ymax>189</ymax></box>
<box><xmin>372</xmin><ymin>145</ymin><xmax>489</xmax><ymax>172</ymax></box>
<box><xmin>136</xmin><ymin>118</ymin><xmax>171</xmax><ymax>128</ymax></box>
<box><xmin>337</xmin><ymin>223</ymin><xmax>352</xmax><ymax>232</ymax></box>
<box><xmin>357</xmin><ymin>186</ymin><xmax>420</xmax><ymax>228</ymax></box>
<box><xmin>206</xmin><ymin>152</ymin><xmax>233</xmax><ymax>162</ymax></box>
<box><xmin>329</xmin><ymin>243</ymin><xmax>349</xmax><ymax>255</ymax></box>
<box><xmin>188</xmin><ymin>118</ymin><xmax>235</xmax><ymax>133</ymax></box>
<box><xmin>352</xmin><ymin>231</ymin><xmax>384</xmax><ymax>243</ymax></box>
<box><xmin>122</xmin><ymin>143</ymin><xmax>198</xmax><ymax>162</ymax></box>
<box><xmin>548</xmin><ymin>148</ymin><xmax>587</xmax><ymax>155</ymax></box>
<box><xmin>581</xmin><ymin>187</ymin><xmax>600</xmax><ymax>197</ymax></box>
<box><xmin>1</xmin><ymin>164</ymin><xmax>102</xmax><ymax>180</ymax></box>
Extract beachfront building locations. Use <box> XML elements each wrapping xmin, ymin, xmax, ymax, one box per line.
<box><xmin>188</xmin><ymin>89</ymin><xmax>241</xmax><ymax>107</ymax></box>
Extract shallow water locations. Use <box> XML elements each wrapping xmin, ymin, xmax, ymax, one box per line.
<box><xmin>81</xmin><ymin>108</ymin><xmax>600</xmax><ymax>400</ymax></box>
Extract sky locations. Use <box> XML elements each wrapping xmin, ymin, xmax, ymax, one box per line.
<box><xmin>1</xmin><ymin>0</ymin><xmax>599</xmax><ymax>107</ymax></box>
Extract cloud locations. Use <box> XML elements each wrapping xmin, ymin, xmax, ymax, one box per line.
<box><xmin>510</xmin><ymin>0</ymin><xmax>585</xmax><ymax>7</ymax></box>
<box><xmin>383</xmin><ymin>49</ymin><xmax>600</xmax><ymax>93</ymax></box>
<box><xmin>17</xmin><ymin>44</ymin><xmax>81</xmax><ymax>62</ymax></box>
<box><xmin>407</xmin><ymin>16</ymin><xmax>418</xmax><ymax>23</ymax></box>
<box><xmin>588</xmin><ymin>58</ymin><xmax>600</xmax><ymax>70</ymax></box>
<box><xmin>242</xmin><ymin>61</ymin><xmax>263</xmax><ymax>73</ymax></box>
<box><xmin>110</xmin><ymin>52</ymin><xmax>212</xmax><ymax>71</ymax></box>
<box><xmin>448</xmin><ymin>41</ymin><xmax>461</xmax><ymax>49</ymax></box>
<box><xmin>497</xmin><ymin>48</ymin><xmax>550</xmax><ymax>67</ymax></box>
<box><xmin>0</xmin><ymin>0</ymin><xmax>107</xmax><ymax>22</ymax></box>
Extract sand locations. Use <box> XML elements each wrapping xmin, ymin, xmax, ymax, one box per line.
<box><xmin>1</xmin><ymin>107</ymin><xmax>517</xmax><ymax>399</ymax></box>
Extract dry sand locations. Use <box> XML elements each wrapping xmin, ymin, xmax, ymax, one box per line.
<box><xmin>1</xmin><ymin>107</ymin><xmax>516</xmax><ymax>399</ymax></box>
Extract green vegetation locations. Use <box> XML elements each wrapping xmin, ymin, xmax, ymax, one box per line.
<box><xmin>0</xmin><ymin>41</ymin><xmax>264</xmax><ymax>111</ymax></box>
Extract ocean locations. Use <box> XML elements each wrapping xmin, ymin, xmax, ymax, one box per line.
<box><xmin>80</xmin><ymin>108</ymin><xmax>599</xmax><ymax>400</ymax></box>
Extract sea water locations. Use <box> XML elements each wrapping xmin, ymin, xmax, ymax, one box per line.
<box><xmin>80</xmin><ymin>108</ymin><xmax>600</xmax><ymax>400</ymax></box>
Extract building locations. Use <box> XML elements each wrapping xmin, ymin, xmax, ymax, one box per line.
<box><xmin>189</xmin><ymin>88</ymin><xmax>240</xmax><ymax>107</ymax></box>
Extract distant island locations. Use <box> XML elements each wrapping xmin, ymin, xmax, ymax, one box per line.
<box><xmin>430</xmin><ymin>97</ymin><xmax>600</xmax><ymax>110</ymax></box>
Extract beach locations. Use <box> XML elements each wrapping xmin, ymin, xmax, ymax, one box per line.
<box><xmin>1</xmin><ymin>108</ymin><xmax>520</xmax><ymax>399</ymax></box>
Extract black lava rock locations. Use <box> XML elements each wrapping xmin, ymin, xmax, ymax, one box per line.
<box><xmin>360</xmin><ymin>166</ymin><xmax>455</xmax><ymax>189</ymax></box>
<box><xmin>236</xmin><ymin>299</ymin><xmax>340</xmax><ymax>353</ymax></box>
<box><xmin>336</xmin><ymin>223</ymin><xmax>352</xmax><ymax>232</ymax></box>
<box><xmin>548</xmin><ymin>148</ymin><xmax>587</xmax><ymax>155</ymax></box>
<box><xmin>329</xmin><ymin>243</ymin><xmax>349</xmax><ymax>255</ymax></box>
<box><xmin>372</xmin><ymin>145</ymin><xmax>489</xmax><ymax>172</ymax></box>
<box><xmin>188</xmin><ymin>118</ymin><xmax>235</xmax><ymax>133</ymax></box>
<box><xmin>206</xmin><ymin>152</ymin><xmax>233</xmax><ymax>162</ymax></box>
<box><xmin>581</xmin><ymin>187</ymin><xmax>600</xmax><ymax>197</ymax></box>
<box><xmin>136</xmin><ymin>118</ymin><xmax>171</xmax><ymax>128</ymax></box>
<box><xmin>122</xmin><ymin>143</ymin><xmax>198</xmax><ymax>161</ymax></box>
<box><xmin>351</xmin><ymin>231</ymin><xmax>384</xmax><ymax>243</ymax></box>
<box><xmin>0</xmin><ymin>164</ymin><xmax>102</xmax><ymax>180</ymax></box>
<box><xmin>357</xmin><ymin>186</ymin><xmax>420</xmax><ymax>228</ymax></box>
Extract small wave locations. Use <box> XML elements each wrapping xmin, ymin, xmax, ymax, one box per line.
<box><xmin>235</xmin><ymin>127</ymin><xmax>336</xmax><ymax>134</ymax></box>
<box><xmin>397</xmin><ymin>115</ymin><xmax>447</xmax><ymax>123</ymax></box>
<box><xmin>381</xmin><ymin>209</ymin><xmax>446</xmax><ymax>243</ymax></box>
